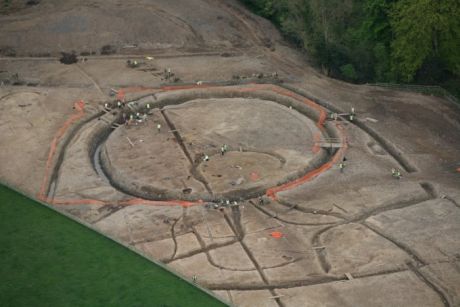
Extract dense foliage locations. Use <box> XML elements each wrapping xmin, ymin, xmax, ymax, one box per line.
<box><xmin>240</xmin><ymin>0</ymin><xmax>459</xmax><ymax>92</ymax></box>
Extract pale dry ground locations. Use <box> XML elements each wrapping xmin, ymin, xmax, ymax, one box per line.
<box><xmin>1</xmin><ymin>0</ymin><xmax>459</xmax><ymax>306</ymax></box>
<box><xmin>103</xmin><ymin>98</ymin><xmax>318</xmax><ymax>200</ymax></box>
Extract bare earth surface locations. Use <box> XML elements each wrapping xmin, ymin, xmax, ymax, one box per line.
<box><xmin>1</xmin><ymin>1</ymin><xmax>459</xmax><ymax>306</ymax></box>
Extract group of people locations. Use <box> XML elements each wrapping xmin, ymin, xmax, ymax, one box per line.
<box><xmin>329</xmin><ymin>107</ymin><xmax>356</xmax><ymax>122</ymax></box>
<box><xmin>106</xmin><ymin>100</ymin><xmax>164</xmax><ymax>131</ymax></box>
<box><xmin>202</xmin><ymin>144</ymin><xmax>229</xmax><ymax>162</ymax></box>
<box><xmin>103</xmin><ymin>100</ymin><xmax>126</xmax><ymax>111</ymax></box>
<box><xmin>339</xmin><ymin>157</ymin><xmax>402</xmax><ymax>179</ymax></box>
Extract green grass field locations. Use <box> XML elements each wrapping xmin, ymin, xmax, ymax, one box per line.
<box><xmin>0</xmin><ymin>185</ymin><xmax>227</xmax><ymax>307</ymax></box>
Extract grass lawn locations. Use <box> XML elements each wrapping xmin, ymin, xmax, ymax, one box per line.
<box><xmin>0</xmin><ymin>185</ymin><xmax>227</xmax><ymax>307</ymax></box>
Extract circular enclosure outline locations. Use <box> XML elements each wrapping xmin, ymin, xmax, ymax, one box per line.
<box><xmin>95</xmin><ymin>84</ymin><xmax>346</xmax><ymax>203</ymax></box>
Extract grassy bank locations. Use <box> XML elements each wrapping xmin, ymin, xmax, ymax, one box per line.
<box><xmin>0</xmin><ymin>185</ymin><xmax>226</xmax><ymax>307</ymax></box>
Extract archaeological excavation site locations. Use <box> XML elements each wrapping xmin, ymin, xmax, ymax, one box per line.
<box><xmin>1</xmin><ymin>0</ymin><xmax>459</xmax><ymax>306</ymax></box>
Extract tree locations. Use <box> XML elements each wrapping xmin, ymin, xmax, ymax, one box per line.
<box><xmin>340</xmin><ymin>63</ymin><xmax>358</xmax><ymax>81</ymax></box>
<box><xmin>390</xmin><ymin>0</ymin><xmax>460</xmax><ymax>81</ymax></box>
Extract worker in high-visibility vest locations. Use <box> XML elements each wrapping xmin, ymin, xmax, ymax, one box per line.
<box><xmin>339</xmin><ymin>157</ymin><xmax>347</xmax><ymax>173</ymax></box>
<box><xmin>220</xmin><ymin>144</ymin><xmax>226</xmax><ymax>155</ymax></box>
<box><xmin>339</xmin><ymin>162</ymin><xmax>345</xmax><ymax>173</ymax></box>
<box><xmin>391</xmin><ymin>168</ymin><xmax>402</xmax><ymax>179</ymax></box>
<box><xmin>349</xmin><ymin>107</ymin><xmax>355</xmax><ymax>121</ymax></box>
<box><xmin>258</xmin><ymin>196</ymin><xmax>264</xmax><ymax>205</ymax></box>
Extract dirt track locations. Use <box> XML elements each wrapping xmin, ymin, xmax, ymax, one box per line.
<box><xmin>1</xmin><ymin>1</ymin><xmax>459</xmax><ymax>306</ymax></box>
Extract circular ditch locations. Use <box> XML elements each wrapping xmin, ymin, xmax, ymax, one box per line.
<box><xmin>93</xmin><ymin>85</ymin><xmax>343</xmax><ymax>202</ymax></box>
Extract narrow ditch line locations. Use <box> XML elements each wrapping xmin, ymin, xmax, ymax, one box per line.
<box><xmin>164</xmin><ymin>239</ymin><xmax>238</xmax><ymax>264</ymax></box>
<box><xmin>223</xmin><ymin>212</ymin><xmax>285</xmax><ymax>306</ymax></box>
<box><xmin>91</xmin><ymin>204</ymin><xmax>126</xmax><ymax>224</ymax></box>
<box><xmin>168</xmin><ymin>218</ymin><xmax>180</xmax><ymax>261</ymax></box>
<box><xmin>192</xmin><ymin>226</ymin><xmax>257</xmax><ymax>272</ymax></box>
<box><xmin>190</xmin><ymin>225</ymin><xmax>258</xmax><ymax>272</ymax></box>
<box><xmin>349</xmin><ymin>194</ymin><xmax>433</xmax><ymax>223</ymax></box>
<box><xmin>131</xmin><ymin>232</ymin><xmax>178</xmax><ymax>246</ymax></box>
<box><xmin>362</xmin><ymin>221</ymin><xmax>427</xmax><ymax>266</ymax></box>
<box><xmin>311</xmin><ymin>226</ymin><xmax>335</xmax><ymax>273</ymax></box>
<box><xmin>281</xmin><ymin>84</ymin><xmax>418</xmax><ymax>173</ymax></box>
<box><xmin>251</xmin><ymin>201</ymin><xmax>340</xmax><ymax>226</ymax></box>
<box><xmin>191</xmin><ymin>226</ymin><xmax>230</xmax><ymax>271</ymax></box>
<box><xmin>208</xmin><ymin>268</ymin><xmax>408</xmax><ymax>291</ymax></box>
<box><xmin>48</xmin><ymin>179</ymin><xmax>57</xmax><ymax>200</ymax></box>
<box><xmin>443</xmin><ymin>195</ymin><xmax>460</xmax><ymax>209</ymax></box>
<box><xmin>231</xmin><ymin>206</ymin><xmax>244</xmax><ymax>240</ymax></box>
<box><xmin>159</xmin><ymin>109</ymin><xmax>193</xmax><ymax>164</ymax></box>
<box><xmin>75</xmin><ymin>64</ymin><xmax>106</xmax><ymax>98</ymax></box>
<box><xmin>407</xmin><ymin>262</ymin><xmax>451</xmax><ymax>307</ymax></box>
<box><xmin>310</xmin><ymin>191</ymin><xmax>435</xmax><ymax>274</ymax></box>
<box><xmin>159</xmin><ymin>109</ymin><xmax>213</xmax><ymax>195</ymax></box>
<box><xmin>45</xmin><ymin>110</ymin><xmax>105</xmax><ymax>198</ymax></box>
<box><xmin>277</xmin><ymin>199</ymin><xmax>347</xmax><ymax>220</ymax></box>
<box><xmin>260</xmin><ymin>258</ymin><xmax>303</xmax><ymax>270</ymax></box>
<box><xmin>420</xmin><ymin>182</ymin><xmax>438</xmax><ymax>198</ymax></box>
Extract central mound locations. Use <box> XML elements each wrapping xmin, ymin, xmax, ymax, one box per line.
<box><xmin>101</xmin><ymin>96</ymin><xmax>325</xmax><ymax>201</ymax></box>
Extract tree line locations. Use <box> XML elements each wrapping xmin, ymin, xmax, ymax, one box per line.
<box><xmin>240</xmin><ymin>0</ymin><xmax>459</xmax><ymax>95</ymax></box>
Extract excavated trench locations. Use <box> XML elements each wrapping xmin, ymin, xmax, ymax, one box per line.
<box><xmin>87</xmin><ymin>85</ymin><xmax>344</xmax><ymax>203</ymax></box>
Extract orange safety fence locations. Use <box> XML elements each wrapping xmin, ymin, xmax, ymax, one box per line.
<box><xmin>266</xmin><ymin>123</ymin><xmax>347</xmax><ymax>200</ymax></box>
<box><xmin>120</xmin><ymin>198</ymin><xmax>201</xmax><ymax>207</ymax></box>
<box><xmin>116</xmin><ymin>86</ymin><xmax>163</xmax><ymax>102</ymax></box>
<box><xmin>37</xmin><ymin>100</ymin><xmax>86</xmax><ymax>201</ymax></box>
<box><xmin>46</xmin><ymin>198</ymin><xmax>109</xmax><ymax>206</ymax></box>
<box><xmin>38</xmin><ymin>83</ymin><xmax>347</xmax><ymax>208</ymax></box>
<box><xmin>40</xmin><ymin>197</ymin><xmax>202</xmax><ymax>208</ymax></box>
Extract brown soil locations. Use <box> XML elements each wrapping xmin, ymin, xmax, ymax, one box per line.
<box><xmin>1</xmin><ymin>1</ymin><xmax>459</xmax><ymax>306</ymax></box>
